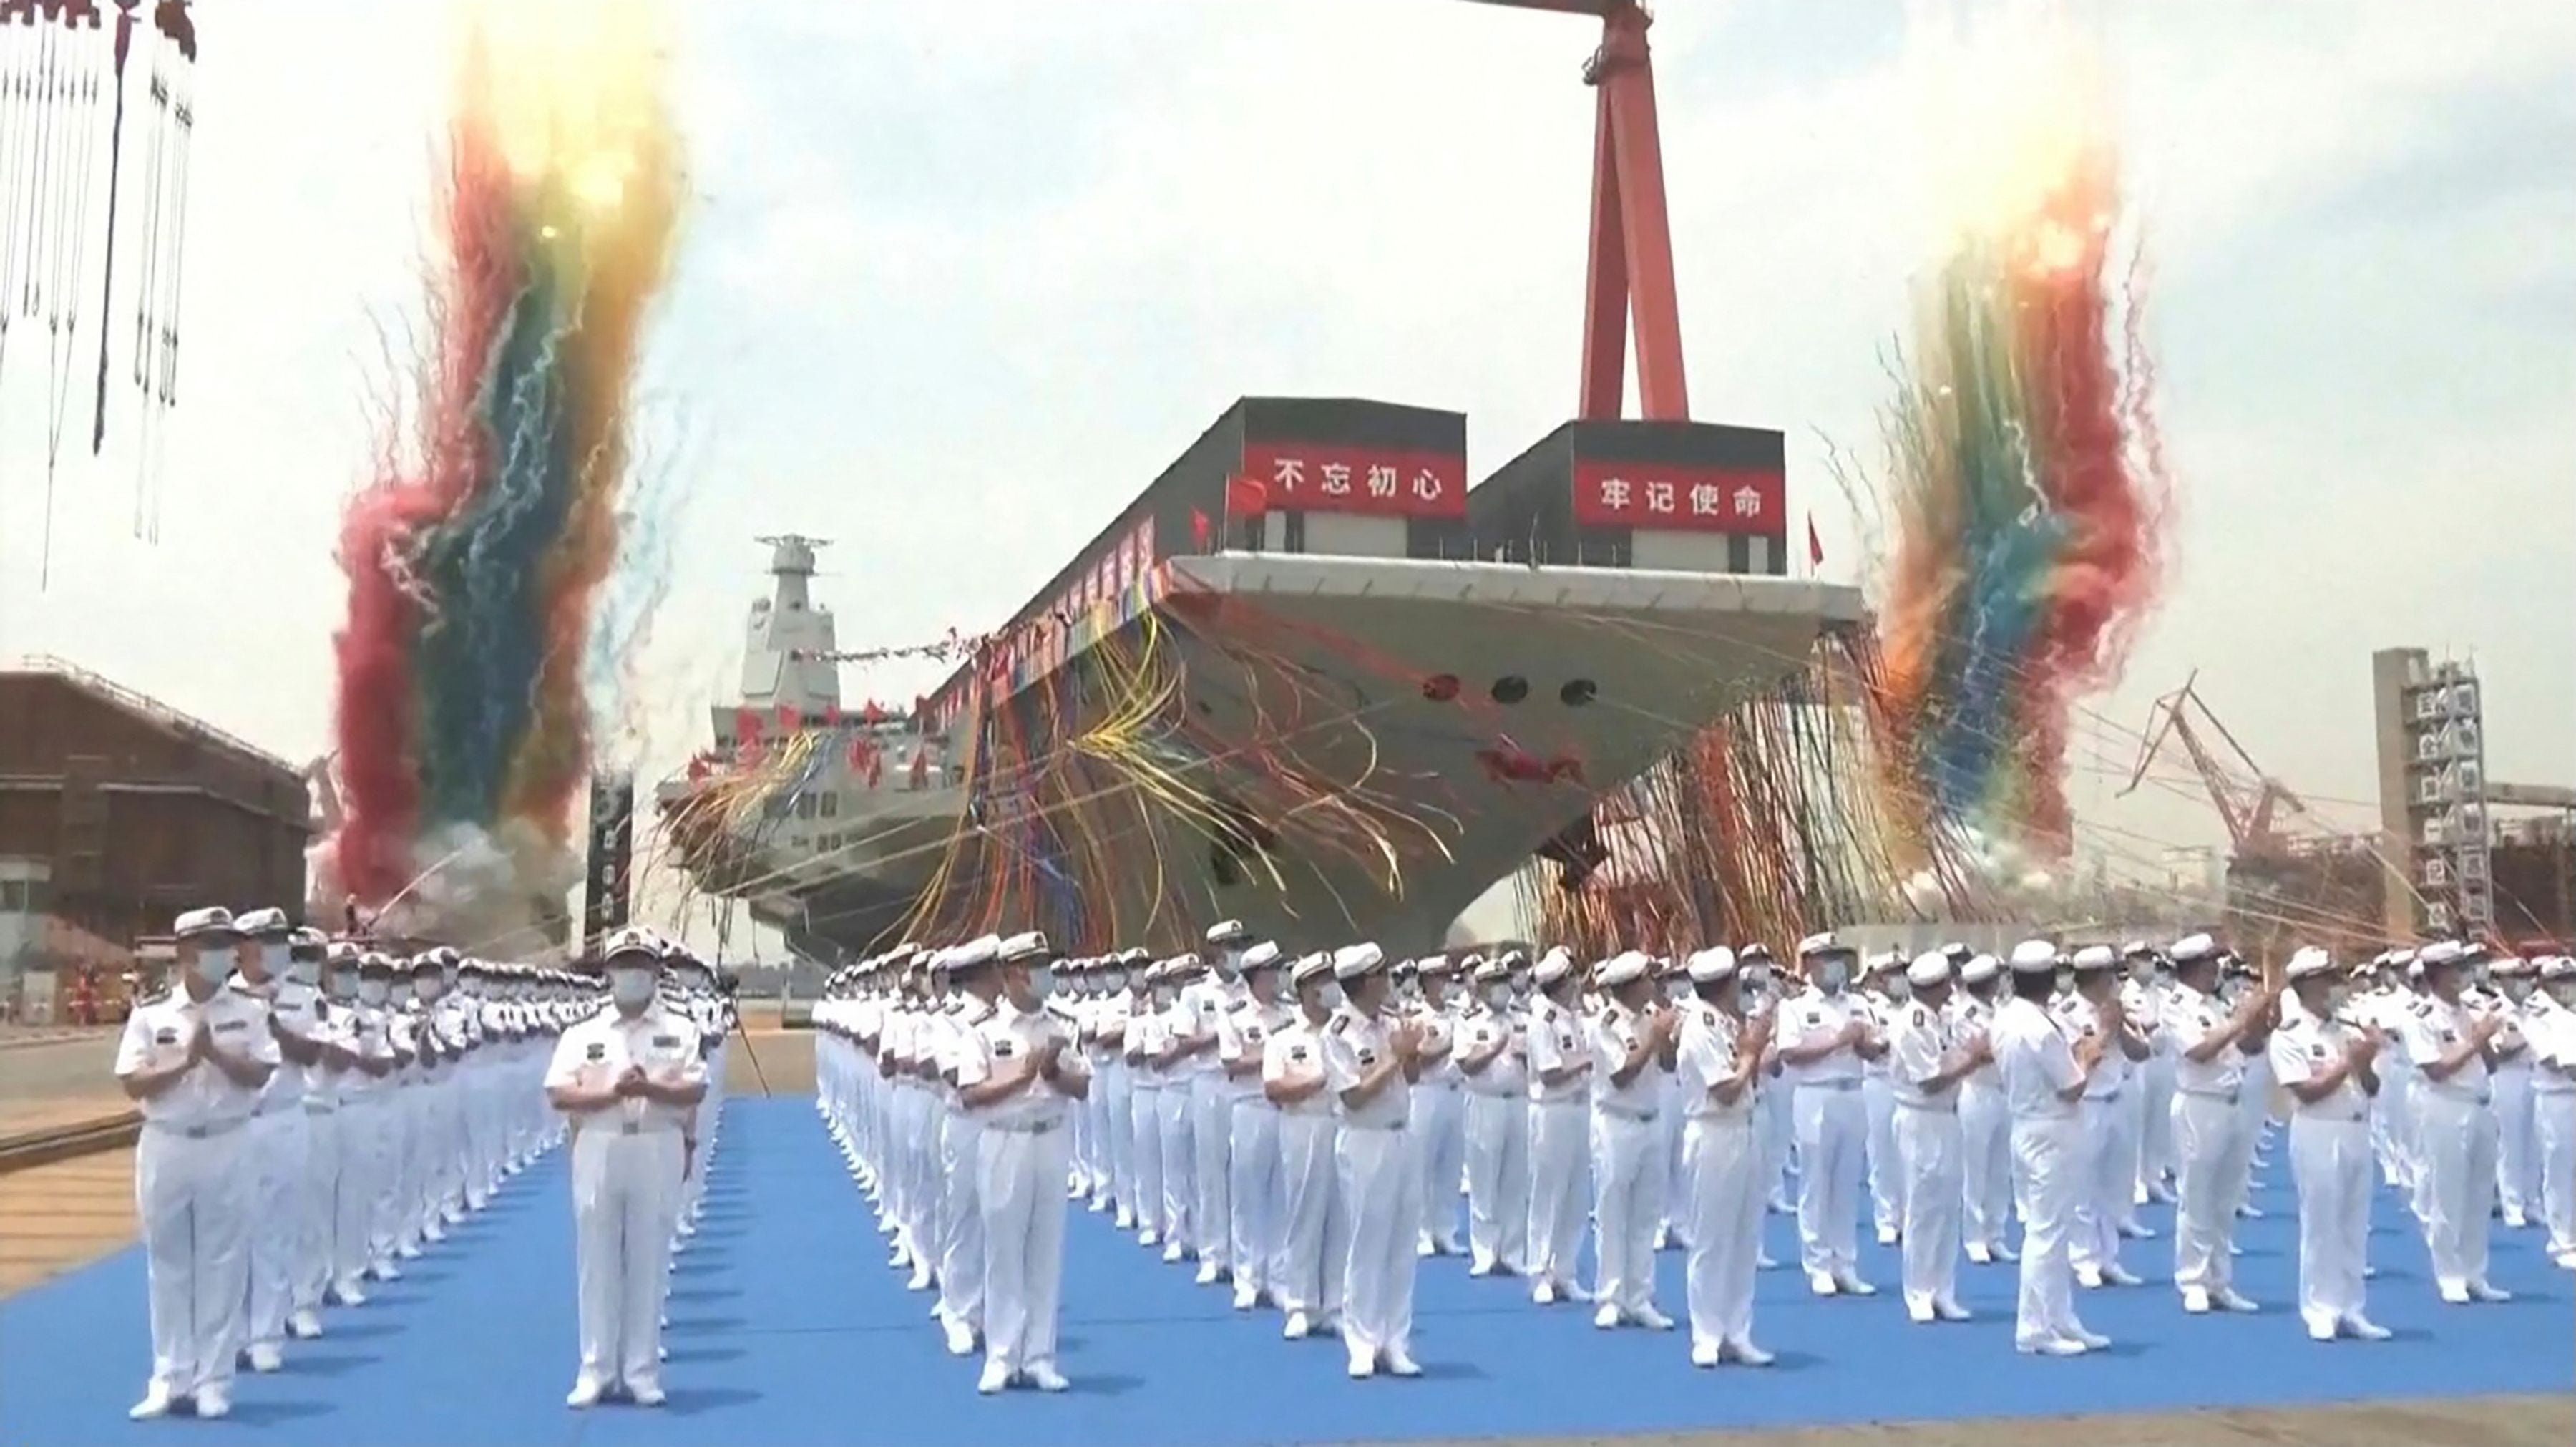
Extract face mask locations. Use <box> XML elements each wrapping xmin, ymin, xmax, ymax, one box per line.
<box><xmin>2127</xmin><ymin>960</ymin><xmax>2152</xmax><ymax>983</ymax></box>
<box><xmin>187</xmin><ymin>950</ymin><xmax>228</xmax><ymax>988</ymax></box>
<box><xmin>359</xmin><ymin>979</ymin><xmax>389</xmax><ymax>1006</ymax></box>
<box><xmin>2551</xmin><ymin>982</ymin><xmax>2576</xmax><ymax>1008</ymax></box>
<box><xmin>1104</xmin><ymin>972</ymin><xmax>1127</xmax><ymax>992</ymax></box>
<box><xmin>1744</xmin><ymin>965</ymin><xmax>1771</xmax><ymax>993</ymax></box>
<box><xmin>288</xmin><ymin>957</ymin><xmax>323</xmax><ymax>987</ymax></box>
<box><xmin>1884</xmin><ymin>978</ymin><xmax>1911</xmax><ymax>1003</ymax></box>
<box><xmin>1511</xmin><ymin>977</ymin><xmax>1532</xmax><ymax>997</ymax></box>
<box><xmin>1483</xmin><ymin>985</ymin><xmax>1510</xmax><ymax>1010</ymax></box>
<box><xmin>1663</xmin><ymin>978</ymin><xmax>1689</xmax><ymax>1002</ymax></box>
<box><xmin>610</xmin><ymin>970</ymin><xmax>655</xmax><ymax>1008</ymax></box>
<box><xmin>1813</xmin><ymin>960</ymin><xmax>1848</xmax><ymax>993</ymax></box>
<box><xmin>1316</xmin><ymin>984</ymin><xmax>1345</xmax><ymax>1013</ymax></box>
<box><xmin>326</xmin><ymin>971</ymin><xmax>357</xmax><ymax>1001</ymax></box>
<box><xmin>1028</xmin><ymin>967</ymin><xmax>1056</xmax><ymax>1000</ymax></box>
<box><xmin>2503</xmin><ymin>978</ymin><xmax>2533</xmax><ymax>1003</ymax></box>
<box><xmin>2218</xmin><ymin>978</ymin><xmax>2245</xmax><ymax>1004</ymax></box>
<box><xmin>260</xmin><ymin>943</ymin><xmax>292</xmax><ymax>978</ymax></box>
<box><xmin>2324</xmin><ymin>985</ymin><xmax>2351</xmax><ymax>1015</ymax></box>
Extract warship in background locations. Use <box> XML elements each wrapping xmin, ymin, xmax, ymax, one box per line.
<box><xmin>656</xmin><ymin>399</ymin><xmax>1865</xmax><ymax>964</ymax></box>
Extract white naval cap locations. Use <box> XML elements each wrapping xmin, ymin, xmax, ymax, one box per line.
<box><xmin>1685</xmin><ymin>947</ymin><xmax>1738</xmax><ymax>984</ymax></box>
<box><xmin>1596</xmin><ymin>950</ymin><xmax>1652</xmax><ymax>989</ymax></box>
<box><xmin>2069</xmin><ymin>944</ymin><xmax>2117</xmax><ymax>973</ymax></box>
<box><xmin>2416</xmin><ymin>940</ymin><xmax>2467</xmax><ymax>970</ymax></box>
<box><xmin>1239</xmin><ymin>940</ymin><xmax>1284</xmax><ymax>973</ymax></box>
<box><xmin>958</xmin><ymin>933</ymin><xmax>1005</xmax><ymax>969</ymax></box>
<box><xmin>1905</xmin><ymin>950</ymin><xmax>1952</xmax><ymax>988</ymax></box>
<box><xmin>1289</xmin><ymin>952</ymin><xmax>1335</xmax><ymax>988</ymax></box>
<box><xmin>2283</xmin><ymin>946</ymin><xmax>2338</xmax><ymax>983</ymax></box>
<box><xmin>1163</xmin><ymin>951</ymin><xmax>1205</xmax><ymax>979</ymax></box>
<box><xmin>2540</xmin><ymin>956</ymin><xmax>2576</xmax><ymax>981</ymax></box>
<box><xmin>1471</xmin><ymin>955</ymin><xmax>1512</xmax><ymax>983</ymax></box>
<box><xmin>1864</xmin><ymin>948</ymin><xmax>1903</xmax><ymax>975</ymax></box>
<box><xmin>2168</xmin><ymin>932</ymin><xmax>2220</xmax><ymax>965</ymax></box>
<box><xmin>234</xmin><ymin>907</ymin><xmax>292</xmax><ymax>939</ymax></box>
<box><xmin>2007</xmin><ymin>939</ymin><xmax>2061</xmax><ymax>976</ymax></box>
<box><xmin>1796</xmin><ymin>931</ymin><xmax>1851</xmax><ymax>958</ymax></box>
<box><xmin>1332</xmin><ymin>942</ymin><xmax>1387</xmax><ymax>982</ymax></box>
<box><xmin>1204</xmin><ymin>919</ymin><xmax>1252</xmax><ymax>947</ymax></box>
<box><xmin>1533</xmin><ymin>946</ymin><xmax>1576</xmax><ymax>987</ymax></box>
<box><xmin>600</xmin><ymin>926</ymin><xmax>663</xmax><ymax>963</ymax></box>
<box><xmin>998</xmin><ymin>931</ymin><xmax>1051</xmax><ymax>964</ymax></box>
<box><xmin>174</xmin><ymin>905</ymin><xmax>241</xmax><ymax>940</ymax></box>
<box><xmin>2490</xmin><ymin>953</ymin><xmax>2534</xmax><ymax>978</ymax></box>
<box><xmin>1416</xmin><ymin>953</ymin><xmax>1458</xmax><ymax>978</ymax></box>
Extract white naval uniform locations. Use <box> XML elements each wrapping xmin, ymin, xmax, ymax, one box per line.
<box><xmin>1991</xmin><ymin>994</ymin><xmax>2092</xmax><ymax>1352</ymax></box>
<box><xmin>118</xmin><ymin>985</ymin><xmax>277</xmax><ymax>1403</ymax></box>
<box><xmin>1412</xmin><ymin>998</ymin><xmax>1468</xmax><ymax>1254</ymax></box>
<box><xmin>2524</xmin><ymin>994</ymin><xmax>2576</xmax><ymax>1262</ymax></box>
<box><xmin>1951</xmin><ymin>989</ymin><xmax>2013</xmax><ymax>1258</ymax></box>
<box><xmin>1676</xmin><ymin>1002</ymin><xmax>1765</xmax><ymax>1359</ymax></box>
<box><xmin>1587</xmin><ymin>1000</ymin><xmax>1672</xmax><ymax>1320</ymax></box>
<box><xmin>1156</xmin><ymin>994</ymin><xmax>1202</xmax><ymax>1256</ymax></box>
<box><xmin>1182</xmin><ymin>974</ymin><xmax>1244</xmax><ymax>1272</ymax></box>
<box><xmin>1090</xmin><ymin>988</ymin><xmax>1138</xmax><ymax>1225</ymax></box>
<box><xmin>235</xmin><ymin>974</ymin><xmax>315</xmax><ymax>1358</ymax></box>
<box><xmin>1125</xmin><ymin>1003</ymin><xmax>1175</xmax><ymax>1246</ymax></box>
<box><xmin>1781</xmin><ymin>987</ymin><xmax>1870</xmax><ymax>1283</ymax></box>
<box><xmin>1860</xmin><ymin>990</ymin><xmax>1903</xmax><ymax>1242</ymax></box>
<box><xmin>2361</xmin><ymin>986</ymin><xmax>2421</xmax><ymax>1192</ymax></box>
<box><xmin>2483</xmin><ymin>992</ymin><xmax>2538</xmax><ymax>1224</ymax></box>
<box><xmin>2165</xmin><ymin>983</ymin><xmax>2258</xmax><ymax>1300</ymax></box>
<box><xmin>1457</xmin><ymin>1000</ymin><xmax>1531</xmax><ymax>1275</ymax></box>
<box><xmin>2127</xmin><ymin>976</ymin><xmax>2178</xmax><ymax>1202</ymax></box>
<box><xmin>1263</xmin><ymin>1011</ymin><xmax>1347</xmax><ymax>1327</ymax></box>
<box><xmin>937</xmin><ymin>995</ymin><xmax>997</xmax><ymax>1341</ymax></box>
<box><xmin>1320</xmin><ymin>1004</ymin><xmax>1420</xmax><ymax>1369</ymax></box>
<box><xmin>2052</xmin><ymin>992</ymin><xmax>2134</xmax><ymax>1282</ymax></box>
<box><xmin>958</xmin><ymin>999</ymin><xmax>1088</xmax><ymax>1378</ymax></box>
<box><xmin>1523</xmin><ymin>995</ymin><xmax>1594</xmax><ymax>1297</ymax></box>
<box><xmin>1220</xmin><ymin>996</ymin><xmax>1292</xmax><ymax>1301</ymax></box>
<box><xmin>336</xmin><ymin>998</ymin><xmax>396</xmax><ymax>1288</ymax></box>
<box><xmin>301</xmin><ymin>996</ymin><xmax>358</xmax><ymax>1310</ymax></box>
<box><xmin>2268</xmin><ymin>1000</ymin><xmax>2376</xmax><ymax>1333</ymax></box>
<box><xmin>546</xmin><ymin>1001</ymin><xmax>706</xmax><ymax>1395</ymax></box>
<box><xmin>1888</xmin><ymin>997</ymin><xmax>1967</xmax><ymax>1317</ymax></box>
<box><xmin>2400</xmin><ymin>993</ymin><xmax>2502</xmax><ymax>1297</ymax></box>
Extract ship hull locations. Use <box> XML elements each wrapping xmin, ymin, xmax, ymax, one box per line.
<box><xmin>682</xmin><ymin>555</ymin><xmax>1858</xmax><ymax>959</ymax></box>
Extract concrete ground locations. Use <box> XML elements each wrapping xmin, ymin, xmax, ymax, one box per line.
<box><xmin>4</xmin><ymin>1021</ymin><xmax>2565</xmax><ymax>1443</ymax></box>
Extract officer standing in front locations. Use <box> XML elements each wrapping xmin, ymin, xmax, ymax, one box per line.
<box><xmin>1587</xmin><ymin>950</ymin><xmax>1679</xmax><ymax>1330</ymax></box>
<box><xmin>545</xmin><ymin>929</ymin><xmax>708</xmax><ymax>1408</ymax></box>
<box><xmin>1674</xmin><ymin>947</ymin><xmax>1776</xmax><ymax>1368</ymax></box>
<box><xmin>1775</xmin><ymin>933</ymin><xmax>1884</xmax><ymax>1296</ymax></box>
<box><xmin>2269</xmin><ymin>947</ymin><xmax>2392</xmax><ymax>1340</ymax></box>
<box><xmin>957</xmin><ymin>932</ymin><xmax>1089</xmax><ymax>1394</ymax></box>
<box><xmin>1322</xmin><ymin>942</ymin><xmax>1425</xmax><ymax>1379</ymax></box>
<box><xmin>2401</xmin><ymin>940</ymin><xmax>2514</xmax><ymax>1305</ymax></box>
<box><xmin>1889</xmin><ymin>950</ymin><xmax>1984</xmax><ymax>1323</ymax></box>
<box><xmin>117</xmin><ymin>907</ymin><xmax>279</xmax><ymax>1421</ymax></box>
<box><xmin>2163</xmin><ymin>932</ymin><xmax>2276</xmax><ymax>1314</ymax></box>
<box><xmin>1991</xmin><ymin>939</ymin><xmax>2109</xmax><ymax>1357</ymax></box>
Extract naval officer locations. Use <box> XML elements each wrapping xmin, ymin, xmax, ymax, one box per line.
<box><xmin>1674</xmin><ymin>947</ymin><xmax>1777</xmax><ymax>1368</ymax></box>
<box><xmin>1322</xmin><ymin>942</ymin><xmax>1425</xmax><ymax>1378</ymax></box>
<box><xmin>1991</xmin><ymin>939</ymin><xmax>2110</xmax><ymax>1357</ymax></box>
<box><xmin>2268</xmin><ymin>947</ymin><xmax>2392</xmax><ymax>1341</ymax></box>
<box><xmin>118</xmin><ymin>907</ymin><xmax>278</xmax><ymax>1421</ymax></box>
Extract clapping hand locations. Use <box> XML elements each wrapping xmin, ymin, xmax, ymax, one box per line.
<box><xmin>615</xmin><ymin>1064</ymin><xmax>649</xmax><ymax>1098</ymax></box>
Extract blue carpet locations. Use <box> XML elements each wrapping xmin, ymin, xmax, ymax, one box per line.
<box><xmin>3</xmin><ymin>1098</ymin><xmax>2567</xmax><ymax>1446</ymax></box>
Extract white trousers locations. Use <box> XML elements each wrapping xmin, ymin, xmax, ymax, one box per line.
<box><xmin>2288</xmin><ymin>1115</ymin><xmax>2371</xmax><ymax>1330</ymax></box>
<box><xmin>938</xmin><ymin>1111</ymin><xmax>986</xmax><ymax>1330</ymax></box>
<box><xmin>1157</xmin><ymin>1083</ymin><xmax>1196</xmax><ymax>1249</ymax></box>
<box><xmin>1589</xmin><ymin>1110</ymin><xmax>1666</xmax><ymax>1314</ymax></box>
<box><xmin>243</xmin><ymin>1111</ymin><xmax>308</xmax><ymax>1349</ymax></box>
<box><xmin>137</xmin><ymin>1124</ymin><xmax>253</xmax><ymax>1397</ymax></box>
<box><xmin>1337</xmin><ymin>1123</ymin><xmax>1420</xmax><ymax>1363</ymax></box>
<box><xmin>1793</xmin><ymin>1085</ymin><xmax>1865</xmax><ymax>1277</ymax></box>
<box><xmin>1526</xmin><ymin>1098</ymin><xmax>1589</xmax><ymax>1291</ymax></box>
<box><xmin>296</xmin><ymin>1108</ymin><xmax>339</xmax><ymax>1311</ymax></box>
<box><xmin>2416</xmin><ymin>1090</ymin><xmax>2499</xmax><ymax>1293</ymax></box>
<box><xmin>1463</xmin><ymin>1091</ymin><xmax>1530</xmax><ymax>1272</ymax></box>
<box><xmin>1101</xmin><ymin>1063</ymin><xmax>1133</xmax><ymax>1219</ymax></box>
<box><xmin>2532</xmin><ymin>1088</ymin><xmax>2575</xmax><ymax>1258</ymax></box>
<box><xmin>976</xmin><ymin>1121</ymin><xmax>1072</xmax><ymax>1373</ymax></box>
<box><xmin>1191</xmin><ymin>1076</ymin><xmax>1232</xmax><ymax>1267</ymax></box>
<box><xmin>1863</xmin><ymin>1076</ymin><xmax>1901</xmax><ymax>1237</ymax></box>
<box><xmin>2494</xmin><ymin>1066</ymin><xmax>2537</xmax><ymax>1221</ymax></box>
<box><xmin>1275</xmin><ymin>1112</ymin><xmax>1347</xmax><ymax>1321</ymax></box>
<box><xmin>2172</xmin><ymin>1091</ymin><xmax>2253</xmax><ymax>1292</ymax></box>
<box><xmin>2375</xmin><ymin>1068</ymin><xmax>2418</xmax><ymax>1190</ymax></box>
<box><xmin>1895</xmin><ymin>1104</ymin><xmax>1963</xmax><ymax>1314</ymax></box>
<box><xmin>373</xmin><ymin>1089</ymin><xmax>413</xmax><ymax>1260</ymax></box>
<box><xmin>1959</xmin><ymin>1083</ymin><xmax>2012</xmax><ymax>1252</ymax></box>
<box><xmin>1228</xmin><ymin>1098</ymin><xmax>1284</xmax><ymax>1295</ymax></box>
<box><xmin>2009</xmin><ymin>1116</ymin><xmax>2088</xmax><ymax>1349</ymax></box>
<box><xmin>1759</xmin><ymin>1078</ymin><xmax>1792</xmax><ymax>1204</ymax></box>
<box><xmin>2137</xmin><ymin>1053</ymin><xmax>2177</xmax><ymax>1193</ymax></box>
<box><xmin>334</xmin><ymin>1098</ymin><xmax>385</xmax><ymax>1288</ymax></box>
<box><xmin>1129</xmin><ymin>1084</ymin><xmax>1166</xmax><ymax>1240</ymax></box>
<box><xmin>1415</xmin><ymin>1083</ymin><xmax>1466</xmax><ymax>1252</ymax></box>
<box><xmin>569</xmin><ymin>1125</ymin><xmax>683</xmax><ymax>1390</ymax></box>
<box><xmin>2070</xmin><ymin>1093</ymin><xmax>2132</xmax><ymax>1275</ymax></box>
<box><xmin>1682</xmin><ymin>1116</ymin><xmax>1762</xmax><ymax>1354</ymax></box>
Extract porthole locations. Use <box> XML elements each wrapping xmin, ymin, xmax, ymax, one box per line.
<box><xmin>1491</xmin><ymin>676</ymin><xmax>1529</xmax><ymax>705</ymax></box>
<box><xmin>1422</xmin><ymin>674</ymin><xmax>1461</xmax><ymax>703</ymax></box>
<box><xmin>1561</xmin><ymin>678</ymin><xmax>1598</xmax><ymax>707</ymax></box>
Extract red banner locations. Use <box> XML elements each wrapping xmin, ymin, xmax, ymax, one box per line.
<box><xmin>1571</xmin><ymin>459</ymin><xmax>1784</xmax><ymax>534</ymax></box>
<box><xmin>1242</xmin><ymin>442</ymin><xmax>1467</xmax><ymax>519</ymax></box>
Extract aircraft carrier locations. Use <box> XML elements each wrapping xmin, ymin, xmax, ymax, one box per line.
<box><xmin>656</xmin><ymin>397</ymin><xmax>1864</xmax><ymax>963</ymax></box>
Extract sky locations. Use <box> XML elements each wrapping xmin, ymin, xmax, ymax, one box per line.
<box><xmin>1</xmin><ymin>0</ymin><xmax>2570</xmax><ymax>957</ymax></box>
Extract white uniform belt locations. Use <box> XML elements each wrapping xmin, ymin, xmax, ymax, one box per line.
<box><xmin>2177</xmin><ymin>1086</ymin><xmax>2239</xmax><ymax>1105</ymax></box>
<box><xmin>1465</xmin><ymin>1085</ymin><xmax>1523</xmax><ymax>1099</ymax></box>
<box><xmin>1594</xmin><ymin>1103</ymin><xmax>1659</xmax><ymax>1123</ymax></box>
<box><xmin>2532</xmin><ymin>1081</ymin><xmax>2576</xmax><ymax>1097</ymax></box>
<box><xmin>146</xmin><ymin>1117</ymin><xmax>247</xmax><ymax>1140</ymax></box>
<box><xmin>1342</xmin><ymin>1117</ymin><xmax>1407</xmax><ymax>1131</ymax></box>
<box><xmin>1798</xmin><ymin>1078</ymin><xmax>1860</xmax><ymax>1092</ymax></box>
<box><xmin>1531</xmin><ymin>1093</ymin><xmax>1586</xmax><ymax>1109</ymax></box>
<box><xmin>252</xmin><ymin>1098</ymin><xmax>300</xmax><ymax>1118</ymax></box>
<box><xmin>303</xmin><ymin>1098</ymin><xmax>339</xmax><ymax>1116</ymax></box>
<box><xmin>983</xmin><ymin>1116</ymin><xmax>1063</xmax><ymax>1135</ymax></box>
<box><xmin>2084</xmin><ymin>1090</ymin><xmax>2122</xmax><ymax>1104</ymax></box>
<box><xmin>2422</xmin><ymin>1086</ymin><xmax>2492</xmax><ymax>1107</ymax></box>
<box><xmin>1684</xmin><ymin>1110</ymin><xmax>1753</xmax><ymax>1126</ymax></box>
<box><xmin>600</xmin><ymin>1120</ymin><xmax>682</xmax><ymax>1137</ymax></box>
<box><xmin>1894</xmin><ymin>1097</ymin><xmax>1957</xmax><ymax>1114</ymax></box>
<box><xmin>2293</xmin><ymin>1109</ymin><xmax>2368</xmax><ymax>1125</ymax></box>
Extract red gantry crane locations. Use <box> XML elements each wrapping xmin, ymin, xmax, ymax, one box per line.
<box><xmin>1460</xmin><ymin>0</ymin><xmax>1689</xmax><ymax>422</ymax></box>
<box><xmin>2120</xmin><ymin>671</ymin><xmax>2312</xmax><ymax>858</ymax></box>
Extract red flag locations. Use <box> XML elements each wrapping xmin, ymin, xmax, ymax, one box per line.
<box><xmin>733</xmin><ymin>708</ymin><xmax>760</xmax><ymax>746</ymax></box>
<box><xmin>686</xmin><ymin>754</ymin><xmax>711</xmax><ymax>784</ymax></box>
<box><xmin>1806</xmin><ymin>512</ymin><xmax>1824</xmax><ymax>570</ymax></box>
<box><xmin>778</xmin><ymin>703</ymin><xmax>801</xmax><ymax>731</ymax></box>
<box><xmin>848</xmin><ymin>735</ymin><xmax>874</xmax><ymax>771</ymax></box>
<box><xmin>823</xmin><ymin>704</ymin><xmax>843</xmax><ymax>729</ymax></box>
<box><xmin>1224</xmin><ymin>473</ymin><xmax>1267</xmax><ymax>520</ymax></box>
<box><xmin>1191</xmin><ymin>508</ymin><xmax>1212</xmax><ymax>549</ymax></box>
<box><xmin>862</xmin><ymin>699</ymin><xmax>884</xmax><ymax>725</ymax></box>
